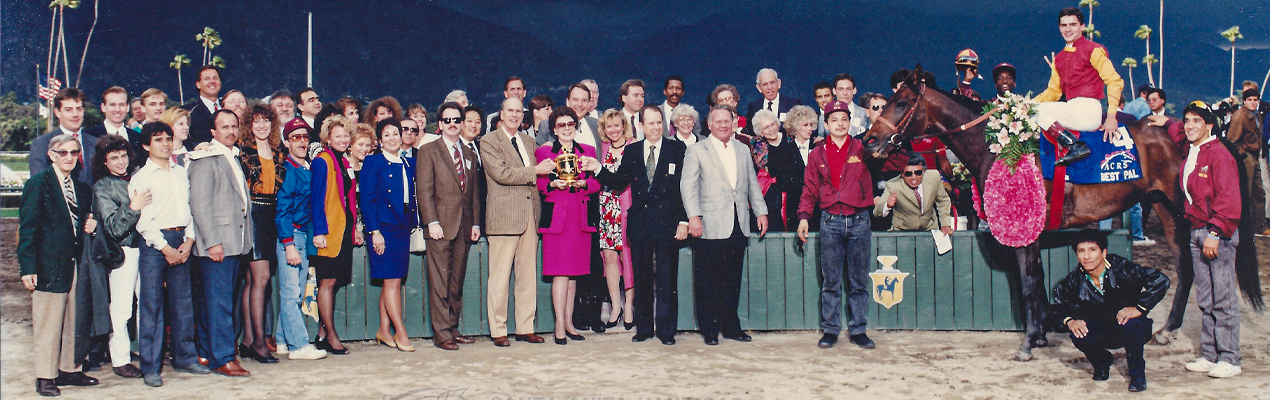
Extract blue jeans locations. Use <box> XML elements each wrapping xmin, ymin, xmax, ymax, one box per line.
<box><xmin>1128</xmin><ymin>204</ymin><xmax>1146</xmax><ymax>240</ymax></box>
<box><xmin>819</xmin><ymin>210</ymin><xmax>871</xmax><ymax>336</ymax></box>
<box><xmin>137</xmin><ymin>229</ymin><xmax>198</xmax><ymax>375</ymax></box>
<box><xmin>197</xmin><ymin>255</ymin><xmax>241</xmax><ymax>369</ymax></box>
<box><xmin>274</xmin><ymin>229</ymin><xmax>312</xmax><ymax>351</ymax></box>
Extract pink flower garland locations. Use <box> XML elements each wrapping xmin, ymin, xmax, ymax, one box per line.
<box><xmin>981</xmin><ymin>154</ymin><xmax>1047</xmax><ymax>247</ymax></box>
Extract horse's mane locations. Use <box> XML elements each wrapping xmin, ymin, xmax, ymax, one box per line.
<box><xmin>930</xmin><ymin>86</ymin><xmax>990</xmax><ymax>113</ymax></box>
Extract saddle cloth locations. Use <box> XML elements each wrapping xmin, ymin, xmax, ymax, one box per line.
<box><xmin>1039</xmin><ymin>124</ymin><xmax>1142</xmax><ymax>184</ymax></box>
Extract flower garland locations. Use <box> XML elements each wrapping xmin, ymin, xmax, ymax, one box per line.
<box><xmin>981</xmin><ymin>92</ymin><xmax>1041</xmax><ymax>171</ymax></box>
<box><xmin>982</xmin><ymin>154</ymin><xmax>1047</xmax><ymax>247</ymax></box>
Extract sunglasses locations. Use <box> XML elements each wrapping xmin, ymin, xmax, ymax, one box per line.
<box><xmin>51</xmin><ymin>149</ymin><xmax>82</xmax><ymax>157</ymax></box>
<box><xmin>902</xmin><ymin>169</ymin><xmax>924</xmax><ymax>177</ymax></box>
<box><xmin>401</xmin><ymin>127</ymin><xmax>421</xmax><ymax>133</ymax></box>
<box><xmin>439</xmin><ymin>117</ymin><xmax>464</xmax><ymax>124</ymax></box>
<box><xmin>555</xmin><ymin>121</ymin><xmax>578</xmax><ymax>129</ymax></box>
<box><xmin>288</xmin><ymin>134</ymin><xmax>310</xmax><ymax>142</ymax></box>
<box><xmin>870</xmin><ymin>105</ymin><xmax>885</xmax><ymax>111</ymax></box>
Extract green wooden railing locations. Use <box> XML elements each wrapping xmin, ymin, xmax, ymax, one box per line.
<box><xmin>284</xmin><ymin>229</ymin><xmax>1130</xmax><ymax>340</ymax></box>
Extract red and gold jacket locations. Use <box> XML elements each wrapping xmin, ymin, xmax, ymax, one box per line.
<box><xmin>1183</xmin><ymin>138</ymin><xmax>1241</xmax><ymax>238</ymax></box>
<box><xmin>1035</xmin><ymin>37</ymin><xmax>1124</xmax><ymax>110</ymax></box>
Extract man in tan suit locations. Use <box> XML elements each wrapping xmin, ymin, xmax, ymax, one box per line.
<box><xmin>874</xmin><ymin>153</ymin><xmax>953</xmax><ymax>234</ymax></box>
<box><xmin>418</xmin><ymin>102</ymin><xmax>483</xmax><ymax>350</ymax></box>
<box><xmin>480</xmin><ymin>98</ymin><xmax>555</xmax><ymax>346</ymax></box>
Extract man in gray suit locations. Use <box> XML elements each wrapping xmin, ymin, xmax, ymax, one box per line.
<box><xmin>187</xmin><ymin>109</ymin><xmax>254</xmax><ymax>378</ymax></box>
<box><xmin>29</xmin><ymin>88</ymin><xmax>97</xmax><ymax>184</ymax></box>
<box><xmin>681</xmin><ymin>104</ymin><xmax>768</xmax><ymax>345</ymax></box>
<box><xmin>536</xmin><ymin>83</ymin><xmax>600</xmax><ymax>147</ymax></box>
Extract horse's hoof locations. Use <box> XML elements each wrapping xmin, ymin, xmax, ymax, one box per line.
<box><xmin>1031</xmin><ymin>338</ymin><xmax>1049</xmax><ymax>348</ymax></box>
<box><xmin>1012</xmin><ymin>351</ymin><xmax>1034</xmax><ymax>362</ymax></box>
<box><xmin>1150</xmin><ymin>330</ymin><xmax>1172</xmax><ymax>345</ymax></box>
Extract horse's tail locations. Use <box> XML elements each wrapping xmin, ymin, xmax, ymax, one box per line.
<box><xmin>1148</xmin><ymin>174</ymin><xmax>1196</xmax><ymax>331</ymax></box>
<box><xmin>1221</xmin><ymin>138</ymin><xmax>1265</xmax><ymax>311</ymax></box>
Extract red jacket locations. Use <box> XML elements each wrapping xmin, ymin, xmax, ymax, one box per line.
<box><xmin>1183</xmin><ymin>138</ymin><xmax>1241</xmax><ymax>237</ymax></box>
<box><xmin>1035</xmin><ymin>37</ymin><xmax>1124</xmax><ymax>109</ymax></box>
<box><xmin>798</xmin><ymin>137</ymin><xmax>873</xmax><ymax>220</ymax></box>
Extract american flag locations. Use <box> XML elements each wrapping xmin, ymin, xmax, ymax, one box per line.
<box><xmin>38</xmin><ymin>76</ymin><xmax>61</xmax><ymax>100</ymax></box>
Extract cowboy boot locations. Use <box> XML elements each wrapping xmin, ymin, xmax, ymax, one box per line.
<box><xmin>1050</xmin><ymin>123</ymin><xmax>1090</xmax><ymax>166</ymax></box>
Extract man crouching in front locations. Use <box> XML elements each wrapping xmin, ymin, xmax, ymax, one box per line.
<box><xmin>1048</xmin><ymin>230</ymin><xmax>1169</xmax><ymax>392</ymax></box>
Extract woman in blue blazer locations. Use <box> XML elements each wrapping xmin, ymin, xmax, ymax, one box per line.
<box><xmin>359</xmin><ymin>118</ymin><xmax>419</xmax><ymax>351</ymax></box>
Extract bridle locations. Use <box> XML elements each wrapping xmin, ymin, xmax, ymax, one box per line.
<box><xmin>872</xmin><ymin>78</ymin><xmax>1002</xmax><ymax>154</ymax></box>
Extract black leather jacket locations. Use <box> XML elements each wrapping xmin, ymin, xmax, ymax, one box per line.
<box><xmin>1047</xmin><ymin>254</ymin><xmax>1170</xmax><ymax>331</ymax></box>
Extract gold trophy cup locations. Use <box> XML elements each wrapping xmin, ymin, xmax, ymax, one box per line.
<box><xmin>555</xmin><ymin>152</ymin><xmax>580</xmax><ymax>184</ymax></box>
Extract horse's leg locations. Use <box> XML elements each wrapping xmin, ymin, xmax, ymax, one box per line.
<box><xmin>1013</xmin><ymin>243</ymin><xmax>1046</xmax><ymax>362</ymax></box>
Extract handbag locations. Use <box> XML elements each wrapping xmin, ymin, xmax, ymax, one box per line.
<box><xmin>410</xmin><ymin>226</ymin><xmax>427</xmax><ymax>252</ymax></box>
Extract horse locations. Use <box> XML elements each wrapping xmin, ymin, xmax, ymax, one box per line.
<box><xmin>862</xmin><ymin>65</ymin><xmax>1260</xmax><ymax>361</ymax></box>
<box><xmin>877</xmin><ymin>276</ymin><xmax>899</xmax><ymax>301</ymax></box>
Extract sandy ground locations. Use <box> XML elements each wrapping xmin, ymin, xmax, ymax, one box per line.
<box><xmin>2</xmin><ymin>218</ymin><xmax>1267</xmax><ymax>400</ymax></box>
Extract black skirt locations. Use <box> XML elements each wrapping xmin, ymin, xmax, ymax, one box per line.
<box><xmin>309</xmin><ymin>209</ymin><xmax>354</xmax><ymax>287</ymax></box>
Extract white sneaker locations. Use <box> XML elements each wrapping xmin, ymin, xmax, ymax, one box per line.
<box><xmin>1132</xmin><ymin>238</ymin><xmax>1157</xmax><ymax>246</ymax></box>
<box><xmin>275</xmin><ymin>344</ymin><xmax>289</xmax><ymax>355</ymax></box>
<box><xmin>1185</xmin><ymin>358</ymin><xmax>1216</xmax><ymax>372</ymax></box>
<box><xmin>287</xmin><ymin>345</ymin><xmax>328</xmax><ymax>360</ymax></box>
<box><xmin>1207</xmin><ymin>361</ymin><xmax>1242</xmax><ymax>378</ymax></box>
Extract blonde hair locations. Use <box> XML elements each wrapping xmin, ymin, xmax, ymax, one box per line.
<box><xmin>783</xmin><ymin>105</ymin><xmax>818</xmax><ymax>133</ymax></box>
<box><xmin>351</xmin><ymin>123</ymin><xmax>376</xmax><ymax>147</ymax></box>
<box><xmin>598</xmin><ymin>108</ymin><xmax>632</xmax><ymax>143</ymax></box>
<box><xmin>320</xmin><ymin>115</ymin><xmax>351</xmax><ymax>145</ymax></box>
<box><xmin>158</xmin><ymin>107</ymin><xmax>189</xmax><ymax>128</ymax></box>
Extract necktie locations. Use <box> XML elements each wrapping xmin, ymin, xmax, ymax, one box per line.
<box><xmin>454</xmin><ymin>145</ymin><xmax>466</xmax><ymax>192</ymax></box>
<box><xmin>630</xmin><ymin>116</ymin><xmax>638</xmax><ymax>133</ymax></box>
<box><xmin>63</xmin><ymin>176</ymin><xmax>79</xmax><ymax>228</ymax></box>
<box><xmin>73</xmin><ymin>133</ymin><xmax>84</xmax><ymax>166</ymax></box>
<box><xmin>468</xmin><ymin>142</ymin><xmax>481</xmax><ymax>164</ymax></box>
<box><xmin>767</xmin><ymin>100</ymin><xmax>773</xmax><ymax>111</ymax></box>
<box><xmin>509</xmin><ymin>136</ymin><xmax>525</xmax><ymax>166</ymax></box>
<box><xmin>912</xmin><ymin>187</ymin><xmax>923</xmax><ymax>212</ymax></box>
<box><xmin>646</xmin><ymin>145</ymin><xmax>657</xmax><ymax>183</ymax></box>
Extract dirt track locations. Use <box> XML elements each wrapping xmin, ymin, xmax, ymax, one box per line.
<box><xmin>2</xmin><ymin>218</ymin><xmax>1267</xmax><ymax>399</ymax></box>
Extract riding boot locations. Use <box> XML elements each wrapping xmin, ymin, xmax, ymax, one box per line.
<box><xmin>1050</xmin><ymin>123</ymin><xmax>1090</xmax><ymax>166</ymax></box>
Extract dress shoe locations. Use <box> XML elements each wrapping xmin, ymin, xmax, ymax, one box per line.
<box><xmin>703</xmin><ymin>334</ymin><xmax>719</xmax><ymax>346</ymax></box>
<box><xmin>173</xmin><ymin>362</ymin><xmax>211</xmax><ymax>375</ymax></box>
<box><xmin>242</xmin><ymin>347</ymin><xmax>280</xmax><ymax>364</ymax></box>
<box><xmin>849</xmin><ymin>333</ymin><xmax>876</xmax><ymax>349</ymax></box>
<box><xmin>434</xmin><ymin>340</ymin><xmax>459</xmax><ymax>351</ymax></box>
<box><xmin>54</xmin><ymin>371</ymin><xmax>99</xmax><ymax>386</ymax></box>
<box><xmin>660</xmin><ymin>336</ymin><xmax>676</xmax><ymax>345</ymax></box>
<box><xmin>453</xmin><ymin>335</ymin><xmax>475</xmax><ymax>344</ymax></box>
<box><xmin>514</xmin><ymin>333</ymin><xmax>545</xmax><ymax>343</ymax></box>
<box><xmin>554</xmin><ymin>336</ymin><xmax>568</xmax><ymax>345</ymax></box>
<box><xmin>603</xmin><ymin>309</ymin><xmax>624</xmax><ymax>329</ymax></box>
<box><xmin>1092</xmin><ymin>366</ymin><xmax>1110</xmax><ymax>381</ymax></box>
<box><xmin>36</xmin><ymin>378</ymin><xmax>59</xmax><ymax>397</ymax></box>
<box><xmin>492</xmin><ymin>336</ymin><xmax>511</xmax><ymax>347</ymax></box>
<box><xmin>143</xmin><ymin>373</ymin><xmax>163</xmax><ymax>387</ymax></box>
<box><xmin>591</xmin><ymin>323</ymin><xmax>606</xmax><ymax>333</ymax></box>
<box><xmin>197</xmin><ymin>357</ymin><xmax>209</xmax><ymax>367</ymax></box>
<box><xmin>264</xmin><ymin>337</ymin><xmax>278</xmax><ymax>353</ymax></box>
<box><xmin>565</xmin><ymin>331</ymin><xmax>586</xmax><ymax>341</ymax></box>
<box><xmin>818</xmin><ymin>333</ymin><xmax>839</xmax><ymax>349</ymax></box>
<box><xmin>375</xmin><ymin>333</ymin><xmax>398</xmax><ymax>349</ymax></box>
<box><xmin>631</xmin><ymin>333</ymin><xmax>653</xmax><ymax>343</ymax></box>
<box><xmin>1127</xmin><ymin>376</ymin><xmax>1147</xmax><ymax>392</ymax></box>
<box><xmin>624</xmin><ymin>321</ymin><xmax>636</xmax><ymax>330</ymax></box>
<box><xmin>113</xmin><ymin>363</ymin><xmax>143</xmax><ymax>378</ymax></box>
<box><xmin>723</xmin><ymin>332</ymin><xmax>752</xmax><ymax>342</ymax></box>
<box><xmin>212</xmin><ymin>360</ymin><xmax>251</xmax><ymax>377</ymax></box>
<box><xmin>325</xmin><ymin>345</ymin><xmax>350</xmax><ymax>355</ymax></box>
<box><xmin>395</xmin><ymin>338</ymin><xmax>416</xmax><ymax>352</ymax></box>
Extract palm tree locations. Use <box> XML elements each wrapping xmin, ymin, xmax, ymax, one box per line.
<box><xmin>74</xmin><ymin>0</ymin><xmax>97</xmax><ymax>87</ymax></box>
<box><xmin>1135</xmin><ymin>25</ymin><xmax>1154</xmax><ymax>86</ymax></box>
<box><xmin>1122</xmin><ymin>58</ymin><xmax>1137</xmax><ymax>90</ymax></box>
<box><xmin>210</xmin><ymin>56</ymin><xmax>226</xmax><ymax>69</ymax></box>
<box><xmin>195</xmin><ymin>27</ymin><xmax>222</xmax><ymax>66</ymax></box>
<box><xmin>1221</xmin><ymin>26</ymin><xmax>1243</xmax><ymax>96</ymax></box>
<box><xmin>1142</xmin><ymin>54</ymin><xmax>1158</xmax><ymax>90</ymax></box>
<box><xmin>1079</xmin><ymin>0</ymin><xmax>1099</xmax><ymax>39</ymax></box>
<box><xmin>1157</xmin><ymin>0</ymin><xmax>1164</xmax><ymax>88</ymax></box>
<box><xmin>47</xmin><ymin>0</ymin><xmax>80</xmax><ymax>84</ymax></box>
<box><xmin>170</xmin><ymin>54</ymin><xmax>190</xmax><ymax>103</ymax></box>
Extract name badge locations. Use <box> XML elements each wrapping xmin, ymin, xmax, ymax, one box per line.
<box><xmin>668</xmin><ymin>163</ymin><xmax>676</xmax><ymax>175</ymax></box>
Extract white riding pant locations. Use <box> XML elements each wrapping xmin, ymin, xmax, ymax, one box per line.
<box><xmin>1034</xmin><ymin>97</ymin><xmax>1103</xmax><ymax>132</ymax></box>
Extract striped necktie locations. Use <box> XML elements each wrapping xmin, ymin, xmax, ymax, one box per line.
<box><xmin>63</xmin><ymin>176</ymin><xmax>79</xmax><ymax>228</ymax></box>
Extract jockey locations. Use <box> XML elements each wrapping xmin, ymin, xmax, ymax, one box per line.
<box><xmin>991</xmin><ymin>63</ymin><xmax>1016</xmax><ymax>102</ymax></box>
<box><xmin>1033</xmin><ymin>7</ymin><xmax>1125</xmax><ymax>166</ymax></box>
<box><xmin>952</xmin><ymin>49</ymin><xmax>980</xmax><ymax>100</ymax></box>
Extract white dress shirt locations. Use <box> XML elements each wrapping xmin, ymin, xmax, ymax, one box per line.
<box><xmin>102</xmin><ymin>120</ymin><xmax>128</xmax><ymax>136</ymax></box>
<box><xmin>794</xmin><ymin>137</ymin><xmax>811</xmax><ymax>164</ymax></box>
<box><xmin>459</xmin><ymin>137</ymin><xmax>481</xmax><ymax>164</ymax></box>
<box><xmin>302</xmin><ymin>115</ymin><xmax>316</xmax><ymax>129</ymax></box>
<box><xmin>622</xmin><ymin>109</ymin><xmax>644</xmax><ymax>140</ymax></box>
<box><xmin>130</xmin><ymin>158</ymin><xmax>196</xmax><ymax>250</ymax></box>
<box><xmin>383</xmin><ymin>150</ymin><xmax>409</xmax><ymax>204</ymax></box>
<box><xmin>709</xmin><ymin>135</ymin><xmax>738</xmax><ymax>189</ymax></box>
<box><xmin>199</xmin><ymin>95</ymin><xmax>220</xmax><ymax>112</ymax></box>
<box><xmin>506</xmin><ymin>129</ymin><xmax>532</xmax><ymax>167</ymax></box>
<box><xmin>573</xmin><ymin>122</ymin><xmax>598</xmax><ymax>149</ymax></box>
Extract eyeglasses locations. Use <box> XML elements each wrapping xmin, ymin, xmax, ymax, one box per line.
<box><xmin>902</xmin><ymin>169</ymin><xmax>924</xmax><ymax>177</ymax></box>
<box><xmin>439</xmin><ymin>117</ymin><xmax>463</xmax><ymax>124</ymax></box>
<box><xmin>288</xmin><ymin>134</ymin><xmax>310</xmax><ymax>142</ymax></box>
<box><xmin>51</xmin><ymin>149</ymin><xmax>82</xmax><ymax>157</ymax></box>
<box><xmin>555</xmin><ymin>121</ymin><xmax>578</xmax><ymax>129</ymax></box>
<box><xmin>401</xmin><ymin>127</ymin><xmax>421</xmax><ymax>133</ymax></box>
<box><xmin>870</xmin><ymin>105</ymin><xmax>885</xmax><ymax>111</ymax></box>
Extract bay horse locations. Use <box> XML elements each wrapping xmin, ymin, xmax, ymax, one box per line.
<box><xmin>862</xmin><ymin>65</ymin><xmax>1260</xmax><ymax>361</ymax></box>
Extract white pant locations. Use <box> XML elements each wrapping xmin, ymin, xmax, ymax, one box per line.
<box><xmin>108</xmin><ymin>246</ymin><xmax>140</xmax><ymax>367</ymax></box>
<box><xmin>1261</xmin><ymin>157</ymin><xmax>1270</xmax><ymax>216</ymax></box>
<box><xmin>1034</xmin><ymin>97</ymin><xmax>1103</xmax><ymax>132</ymax></box>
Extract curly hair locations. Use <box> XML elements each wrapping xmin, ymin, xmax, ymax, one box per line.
<box><xmin>239</xmin><ymin>104</ymin><xmax>282</xmax><ymax>150</ymax></box>
<box><xmin>782</xmin><ymin>105</ymin><xmax>818</xmax><ymax>133</ymax></box>
<box><xmin>362</xmin><ymin>96</ymin><xmax>402</xmax><ymax>125</ymax></box>
<box><xmin>320</xmin><ymin>115</ymin><xmax>352</xmax><ymax>145</ymax></box>
<box><xmin>92</xmin><ymin>134</ymin><xmax>134</xmax><ymax>180</ymax></box>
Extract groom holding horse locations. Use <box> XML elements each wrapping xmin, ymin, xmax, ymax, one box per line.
<box><xmin>1033</xmin><ymin>7</ymin><xmax>1124</xmax><ymax>166</ymax></box>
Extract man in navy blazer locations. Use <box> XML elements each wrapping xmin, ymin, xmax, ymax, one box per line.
<box><xmin>744</xmin><ymin>68</ymin><xmax>802</xmax><ymax>136</ymax></box>
<box><xmin>584</xmin><ymin>105</ymin><xmax>688</xmax><ymax>345</ymax></box>
<box><xmin>180</xmin><ymin>65</ymin><xmax>222</xmax><ymax>150</ymax></box>
<box><xmin>29</xmin><ymin>88</ymin><xmax>97</xmax><ymax>184</ymax></box>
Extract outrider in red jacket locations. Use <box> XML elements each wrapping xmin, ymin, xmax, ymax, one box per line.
<box><xmin>1182</xmin><ymin>137</ymin><xmax>1241</xmax><ymax>238</ymax></box>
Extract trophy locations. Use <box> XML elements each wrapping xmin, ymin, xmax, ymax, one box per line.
<box><xmin>554</xmin><ymin>152</ymin><xmax>580</xmax><ymax>184</ymax></box>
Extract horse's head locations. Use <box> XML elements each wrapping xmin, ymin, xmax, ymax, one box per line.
<box><xmin>863</xmin><ymin>64</ymin><xmax>937</xmax><ymax>159</ymax></box>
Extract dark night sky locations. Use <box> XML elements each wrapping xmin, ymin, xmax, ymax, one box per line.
<box><xmin>1</xmin><ymin>0</ymin><xmax>1267</xmax><ymax>111</ymax></box>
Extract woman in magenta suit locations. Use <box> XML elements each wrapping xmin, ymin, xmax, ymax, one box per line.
<box><xmin>536</xmin><ymin>106</ymin><xmax>600</xmax><ymax>345</ymax></box>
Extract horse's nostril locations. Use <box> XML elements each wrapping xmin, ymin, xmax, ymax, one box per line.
<box><xmin>864</xmin><ymin>137</ymin><xmax>877</xmax><ymax>146</ymax></box>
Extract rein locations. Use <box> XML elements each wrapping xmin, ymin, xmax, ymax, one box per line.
<box><xmin>875</xmin><ymin>79</ymin><xmax>1004</xmax><ymax>147</ymax></box>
